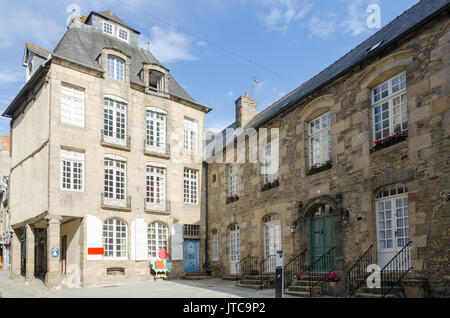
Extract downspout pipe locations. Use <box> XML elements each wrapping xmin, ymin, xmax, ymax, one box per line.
<box><xmin>418</xmin><ymin>190</ymin><xmax>450</xmax><ymax>298</ymax></box>
<box><xmin>203</xmin><ymin>161</ymin><xmax>209</xmax><ymax>272</ymax></box>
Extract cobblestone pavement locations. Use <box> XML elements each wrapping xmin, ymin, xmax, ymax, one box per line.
<box><xmin>0</xmin><ymin>271</ymin><xmax>288</xmax><ymax>298</ymax></box>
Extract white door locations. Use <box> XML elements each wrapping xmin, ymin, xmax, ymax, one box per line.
<box><xmin>264</xmin><ymin>221</ymin><xmax>281</xmax><ymax>273</ymax></box>
<box><xmin>376</xmin><ymin>184</ymin><xmax>411</xmax><ymax>270</ymax></box>
<box><xmin>229</xmin><ymin>225</ymin><xmax>240</xmax><ymax>274</ymax></box>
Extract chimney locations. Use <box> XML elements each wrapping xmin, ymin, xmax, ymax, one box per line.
<box><xmin>235</xmin><ymin>92</ymin><xmax>258</xmax><ymax>128</ymax></box>
<box><xmin>1</xmin><ymin>135</ymin><xmax>10</xmax><ymax>151</ymax></box>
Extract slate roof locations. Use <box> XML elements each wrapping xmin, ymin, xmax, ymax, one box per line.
<box><xmin>207</xmin><ymin>0</ymin><xmax>450</xmax><ymax>150</ymax></box>
<box><xmin>25</xmin><ymin>43</ymin><xmax>51</xmax><ymax>60</ymax></box>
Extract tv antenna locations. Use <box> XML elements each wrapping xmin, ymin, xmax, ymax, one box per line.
<box><xmin>251</xmin><ymin>76</ymin><xmax>260</xmax><ymax>100</ymax></box>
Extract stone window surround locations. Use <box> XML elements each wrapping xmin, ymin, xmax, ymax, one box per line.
<box><xmin>148</xmin><ymin>221</ymin><xmax>170</xmax><ymax>259</ymax></box>
<box><xmin>99</xmin><ymin>48</ymin><xmax>131</xmax><ymax>85</ymax></box>
<box><xmin>143</xmin><ymin>63</ymin><xmax>169</xmax><ymax>97</ymax></box>
<box><xmin>103</xmin><ymin>217</ymin><xmax>128</xmax><ymax>260</ymax></box>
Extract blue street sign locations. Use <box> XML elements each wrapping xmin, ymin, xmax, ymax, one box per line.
<box><xmin>51</xmin><ymin>247</ymin><xmax>60</xmax><ymax>258</ymax></box>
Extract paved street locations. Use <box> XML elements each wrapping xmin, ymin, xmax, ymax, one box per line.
<box><xmin>0</xmin><ymin>271</ymin><xmax>281</xmax><ymax>298</ymax></box>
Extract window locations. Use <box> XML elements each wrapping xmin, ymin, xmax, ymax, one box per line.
<box><xmin>184</xmin><ymin>118</ymin><xmax>198</xmax><ymax>153</ymax></box>
<box><xmin>103</xmin><ymin>22</ymin><xmax>113</xmax><ymax>35</ymax></box>
<box><xmin>376</xmin><ymin>184</ymin><xmax>410</xmax><ymax>250</ymax></box>
<box><xmin>372</xmin><ymin>73</ymin><xmax>408</xmax><ymax>142</ymax></box>
<box><xmin>60</xmin><ymin>149</ymin><xmax>84</xmax><ymax>191</ymax></box>
<box><xmin>212</xmin><ymin>232</ymin><xmax>219</xmax><ymax>261</ymax></box>
<box><xmin>104</xmin><ymin>159</ymin><xmax>126</xmax><ymax>207</ymax></box>
<box><xmin>145</xmin><ymin>109</ymin><xmax>166</xmax><ymax>154</ymax></box>
<box><xmin>103</xmin><ymin>98</ymin><xmax>127</xmax><ymax>146</ymax></box>
<box><xmin>61</xmin><ymin>83</ymin><xmax>85</xmax><ymax>127</ymax></box>
<box><xmin>107</xmin><ymin>56</ymin><xmax>125</xmax><ymax>82</ymax></box>
<box><xmin>103</xmin><ymin>219</ymin><xmax>127</xmax><ymax>259</ymax></box>
<box><xmin>309</xmin><ymin>112</ymin><xmax>331</xmax><ymax>168</ymax></box>
<box><xmin>227</xmin><ymin>164</ymin><xmax>238</xmax><ymax>196</ymax></box>
<box><xmin>184</xmin><ymin>225</ymin><xmax>200</xmax><ymax>236</ymax></box>
<box><xmin>149</xmin><ymin>70</ymin><xmax>165</xmax><ymax>92</ymax></box>
<box><xmin>118</xmin><ymin>28</ymin><xmax>128</xmax><ymax>42</ymax></box>
<box><xmin>145</xmin><ymin>166</ymin><xmax>166</xmax><ymax>211</ymax></box>
<box><xmin>148</xmin><ymin>222</ymin><xmax>168</xmax><ymax>259</ymax></box>
<box><xmin>184</xmin><ymin>168</ymin><xmax>198</xmax><ymax>204</ymax></box>
<box><xmin>262</xmin><ymin>143</ymin><xmax>277</xmax><ymax>183</ymax></box>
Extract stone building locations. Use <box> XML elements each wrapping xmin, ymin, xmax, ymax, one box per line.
<box><xmin>205</xmin><ymin>0</ymin><xmax>450</xmax><ymax>297</ymax></box>
<box><xmin>3</xmin><ymin>10</ymin><xmax>210</xmax><ymax>287</ymax></box>
<box><xmin>0</xmin><ymin>135</ymin><xmax>11</xmax><ymax>271</ymax></box>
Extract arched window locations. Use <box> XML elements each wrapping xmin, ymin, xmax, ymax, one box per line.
<box><xmin>148</xmin><ymin>222</ymin><xmax>168</xmax><ymax>259</ymax></box>
<box><xmin>145</xmin><ymin>108</ymin><xmax>167</xmax><ymax>154</ymax></box>
<box><xmin>103</xmin><ymin>219</ymin><xmax>127</xmax><ymax>259</ymax></box>
<box><xmin>308</xmin><ymin>112</ymin><xmax>331</xmax><ymax>168</ymax></box>
<box><xmin>107</xmin><ymin>55</ymin><xmax>125</xmax><ymax>81</ymax></box>
<box><xmin>375</xmin><ymin>183</ymin><xmax>410</xmax><ymax>268</ymax></box>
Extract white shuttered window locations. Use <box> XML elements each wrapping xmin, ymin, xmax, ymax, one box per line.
<box><xmin>61</xmin><ymin>83</ymin><xmax>85</xmax><ymax>127</ymax></box>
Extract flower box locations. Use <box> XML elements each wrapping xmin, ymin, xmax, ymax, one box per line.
<box><xmin>307</xmin><ymin>160</ymin><xmax>332</xmax><ymax>176</ymax></box>
<box><xmin>226</xmin><ymin>195</ymin><xmax>239</xmax><ymax>204</ymax></box>
<box><xmin>262</xmin><ymin>177</ymin><xmax>280</xmax><ymax>192</ymax></box>
<box><xmin>372</xmin><ymin>131</ymin><xmax>408</xmax><ymax>152</ymax></box>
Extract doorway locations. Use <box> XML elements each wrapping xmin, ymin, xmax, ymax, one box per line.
<box><xmin>184</xmin><ymin>239</ymin><xmax>200</xmax><ymax>272</ymax></box>
<box><xmin>309</xmin><ymin>204</ymin><xmax>334</xmax><ymax>271</ymax></box>
<box><xmin>228</xmin><ymin>224</ymin><xmax>240</xmax><ymax>275</ymax></box>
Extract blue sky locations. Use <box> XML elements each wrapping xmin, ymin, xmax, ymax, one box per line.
<box><xmin>0</xmin><ymin>0</ymin><xmax>420</xmax><ymax>135</ymax></box>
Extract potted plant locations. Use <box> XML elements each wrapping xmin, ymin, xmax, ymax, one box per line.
<box><xmin>325</xmin><ymin>272</ymin><xmax>340</xmax><ymax>296</ymax></box>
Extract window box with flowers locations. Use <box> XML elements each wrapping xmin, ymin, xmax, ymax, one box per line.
<box><xmin>226</xmin><ymin>194</ymin><xmax>239</xmax><ymax>204</ymax></box>
<box><xmin>371</xmin><ymin>131</ymin><xmax>408</xmax><ymax>152</ymax></box>
<box><xmin>307</xmin><ymin>159</ymin><xmax>333</xmax><ymax>176</ymax></box>
<box><xmin>325</xmin><ymin>272</ymin><xmax>343</xmax><ymax>296</ymax></box>
<box><xmin>262</xmin><ymin>177</ymin><xmax>280</xmax><ymax>192</ymax></box>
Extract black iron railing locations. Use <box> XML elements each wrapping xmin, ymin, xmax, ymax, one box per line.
<box><xmin>283</xmin><ymin>249</ymin><xmax>308</xmax><ymax>290</ymax></box>
<box><xmin>346</xmin><ymin>245</ymin><xmax>374</xmax><ymax>297</ymax></box>
<box><xmin>260</xmin><ymin>255</ymin><xmax>276</xmax><ymax>289</ymax></box>
<box><xmin>235</xmin><ymin>256</ymin><xmax>259</xmax><ymax>280</ymax></box>
<box><xmin>380</xmin><ymin>241</ymin><xmax>413</xmax><ymax>298</ymax></box>
<box><xmin>306</xmin><ymin>247</ymin><xmax>335</xmax><ymax>297</ymax></box>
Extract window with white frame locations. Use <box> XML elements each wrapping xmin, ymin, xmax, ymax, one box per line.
<box><xmin>148</xmin><ymin>222</ymin><xmax>168</xmax><ymax>259</ymax></box>
<box><xmin>212</xmin><ymin>232</ymin><xmax>219</xmax><ymax>261</ymax></box>
<box><xmin>145</xmin><ymin>166</ymin><xmax>166</xmax><ymax>211</ymax></box>
<box><xmin>104</xmin><ymin>159</ymin><xmax>126</xmax><ymax>207</ymax></box>
<box><xmin>184</xmin><ymin>224</ymin><xmax>200</xmax><ymax>236</ymax></box>
<box><xmin>184</xmin><ymin>118</ymin><xmax>198</xmax><ymax>153</ymax></box>
<box><xmin>227</xmin><ymin>164</ymin><xmax>238</xmax><ymax>196</ymax></box>
<box><xmin>103</xmin><ymin>218</ymin><xmax>127</xmax><ymax>259</ymax></box>
<box><xmin>60</xmin><ymin>149</ymin><xmax>84</xmax><ymax>191</ymax></box>
<box><xmin>184</xmin><ymin>168</ymin><xmax>198</xmax><ymax>204</ymax></box>
<box><xmin>309</xmin><ymin>112</ymin><xmax>331</xmax><ymax>168</ymax></box>
<box><xmin>103</xmin><ymin>22</ymin><xmax>113</xmax><ymax>35</ymax></box>
<box><xmin>146</xmin><ymin>109</ymin><xmax>166</xmax><ymax>154</ymax></box>
<box><xmin>372</xmin><ymin>73</ymin><xmax>408</xmax><ymax>142</ymax></box>
<box><xmin>118</xmin><ymin>28</ymin><xmax>128</xmax><ymax>42</ymax></box>
<box><xmin>149</xmin><ymin>70</ymin><xmax>165</xmax><ymax>92</ymax></box>
<box><xmin>262</xmin><ymin>143</ymin><xmax>278</xmax><ymax>183</ymax></box>
<box><xmin>61</xmin><ymin>83</ymin><xmax>85</xmax><ymax>127</ymax></box>
<box><xmin>104</xmin><ymin>98</ymin><xmax>127</xmax><ymax>146</ymax></box>
<box><xmin>107</xmin><ymin>55</ymin><xmax>125</xmax><ymax>82</ymax></box>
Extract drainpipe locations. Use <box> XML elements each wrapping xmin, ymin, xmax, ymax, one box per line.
<box><xmin>417</xmin><ymin>190</ymin><xmax>450</xmax><ymax>298</ymax></box>
<box><xmin>203</xmin><ymin>161</ymin><xmax>209</xmax><ymax>272</ymax></box>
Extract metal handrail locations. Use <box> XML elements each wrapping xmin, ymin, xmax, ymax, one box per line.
<box><xmin>283</xmin><ymin>249</ymin><xmax>308</xmax><ymax>290</ymax></box>
<box><xmin>346</xmin><ymin>245</ymin><xmax>374</xmax><ymax>297</ymax></box>
<box><xmin>101</xmin><ymin>129</ymin><xmax>130</xmax><ymax>148</ymax></box>
<box><xmin>380</xmin><ymin>241</ymin><xmax>413</xmax><ymax>298</ymax></box>
<box><xmin>306</xmin><ymin>247</ymin><xmax>336</xmax><ymax>297</ymax></box>
<box><xmin>260</xmin><ymin>255</ymin><xmax>276</xmax><ymax>289</ymax></box>
<box><xmin>144</xmin><ymin>140</ymin><xmax>170</xmax><ymax>157</ymax></box>
<box><xmin>235</xmin><ymin>256</ymin><xmax>259</xmax><ymax>281</ymax></box>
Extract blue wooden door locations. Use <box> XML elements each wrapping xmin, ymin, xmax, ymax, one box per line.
<box><xmin>310</xmin><ymin>215</ymin><xmax>334</xmax><ymax>272</ymax></box>
<box><xmin>184</xmin><ymin>239</ymin><xmax>200</xmax><ymax>272</ymax></box>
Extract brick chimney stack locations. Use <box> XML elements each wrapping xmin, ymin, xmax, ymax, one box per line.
<box><xmin>1</xmin><ymin>135</ymin><xmax>10</xmax><ymax>151</ymax></box>
<box><xmin>235</xmin><ymin>92</ymin><xmax>258</xmax><ymax>128</ymax></box>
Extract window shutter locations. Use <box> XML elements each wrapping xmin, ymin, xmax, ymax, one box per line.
<box><xmin>86</xmin><ymin>214</ymin><xmax>103</xmax><ymax>261</ymax></box>
<box><xmin>131</xmin><ymin>219</ymin><xmax>148</xmax><ymax>261</ymax></box>
<box><xmin>171</xmin><ymin>222</ymin><xmax>183</xmax><ymax>260</ymax></box>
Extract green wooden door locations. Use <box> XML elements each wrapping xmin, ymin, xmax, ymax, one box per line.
<box><xmin>310</xmin><ymin>215</ymin><xmax>334</xmax><ymax>272</ymax></box>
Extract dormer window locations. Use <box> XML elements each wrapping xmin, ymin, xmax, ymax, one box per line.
<box><xmin>118</xmin><ymin>28</ymin><xmax>128</xmax><ymax>42</ymax></box>
<box><xmin>103</xmin><ymin>22</ymin><xmax>113</xmax><ymax>35</ymax></box>
<box><xmin>107</xmin><ymin>55</ymin><xmax>125</xmax><ymax>82</ymax></box>
<box><xmin>149</xmin><ymin>70</ymin><xmax>165</xmax><ymax>92</ymax></box>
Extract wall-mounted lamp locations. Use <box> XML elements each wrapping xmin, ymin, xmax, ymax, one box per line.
<box><xmin>290</xmin><ymin>220</ymin><xmax>298</xmax><ymax>234</ymax></box>
<box><xmin>342</xmin><ymin>209</ymin><xmax>350</xmax><ymax>225</ymax></box>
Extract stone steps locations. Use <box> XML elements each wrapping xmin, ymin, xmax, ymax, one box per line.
<box><xmin>222</xmin><ymin>275</ymin><xmax>238</xmax><ymax>281</ymax></box>
<box><xmin>181</xmin><ymin>272</ymin><xmax>210</xmax><ymax>280</ymax></box>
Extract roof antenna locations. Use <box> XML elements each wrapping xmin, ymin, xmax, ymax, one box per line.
<box><xmin>146</xmin><ymin>42</ymin><xmax>151</xmax><ymax>51</ymax></box>
<box><xmin>251</xmin><ymin>75</ymin><xmax>260</xmax><ymax>101</ymax></box>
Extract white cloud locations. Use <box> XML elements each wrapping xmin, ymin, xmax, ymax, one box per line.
<box><xmin>140</xmin><ymin>26</ymin><xmax>197</xmax><ymax>64</ymax></box>
<box><xmin>308</xmin><ymin>13</ymin><xmax>337</xmax><ymax>39</ymax></box>
<box><xmin>340</xmin><ymin>0</ymin><xmax>380</xmax><ymax>36</ymax></box>
<box><xmin>227</xmin><ymin>91</ymin><xmax>235</xmax><ymax>97</ymax></box>
<box><xmin>258</xmin><ymin>0</ymin><xmax>313</xmax><ymax>32</ymax></box>
<box><xmin>0</xmin><ymin>70</ymin><xmax>23</xmax><ymax>84</ymax></box>
<box><xmin>207</xmin><ymin>119</ymin><xmax>231</xmax><ymax>134</ymax></box>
